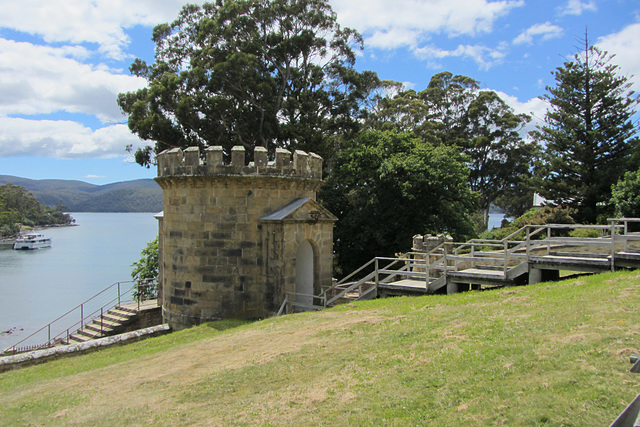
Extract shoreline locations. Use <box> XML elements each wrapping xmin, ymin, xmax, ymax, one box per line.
<box><xmin>0</xmin><ymin>222</ymin><xmax>79</xmax><ymax>246</ymax></box>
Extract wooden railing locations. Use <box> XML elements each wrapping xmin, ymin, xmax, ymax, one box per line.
<box><xmin>277</xmin><ymin>219</ymin><xmax>640</xmax><ymax>317</ymax></box>
<box><xmin>315</xmin><ymin>218</ymin><xmax>640</xmax><ymax>304</ymax></box>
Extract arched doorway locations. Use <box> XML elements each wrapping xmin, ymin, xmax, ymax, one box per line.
<box><xmin>295</xmin><ymin>240</ymin><xmax>315</xmax><ymax>310</ymax></box>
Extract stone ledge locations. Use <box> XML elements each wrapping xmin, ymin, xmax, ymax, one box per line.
<box><xmin>0</xmin><ymin>324</ymin><xmax>171</xmax><ymax>373</ymax></box>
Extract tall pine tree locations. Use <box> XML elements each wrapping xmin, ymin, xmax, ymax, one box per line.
<box><xmin>533</xmin><ymin>36</ymin><xmax>639</xmax><ymax>223</ymax></box>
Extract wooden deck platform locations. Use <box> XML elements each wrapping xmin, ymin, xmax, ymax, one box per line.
<box><xmin>324</xmin><ymin>220</ymin><xmax>640</xmax><ymax>304</ymax></box>
<box><xmin>369</xmin><ymin>251</ymin><xmax>640</xmax><ymax>299</ymax></box>
<box><xmin>448</xmin><ymin>268</ymin><xmax>515</xmax><ymax>286</ymax></box>
<box><xmin>529</xmin><ymin>255</ymin><xmax>612</xmax><ymax>272</ymax></box>
<box><xmin>378</xmin><ymin>279</ymin><xmax>429</xmax><ymax>297</ymax></box>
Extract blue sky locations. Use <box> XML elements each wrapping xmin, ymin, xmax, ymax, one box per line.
<box><xmin>0</xmin><ymin>0</ymin><xmax>638</xmax><ymax>185</ymax></box>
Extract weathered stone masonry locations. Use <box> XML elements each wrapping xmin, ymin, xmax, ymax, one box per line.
<box><xmin>155</xmin><ymin>145</ymin><xmax>336</xmax><ymax>331</ymax></box>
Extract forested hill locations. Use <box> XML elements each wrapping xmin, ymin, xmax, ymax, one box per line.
<box><xmin>0</xmin><ymin>176</ymin><xmax>162</xmax><ymax>213</ymax></box>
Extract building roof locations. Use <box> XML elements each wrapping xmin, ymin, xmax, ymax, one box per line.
<box><xmin>259</xmin><ymin>198</ymin><xmax>337</xmax><ymax>222</ymax></box>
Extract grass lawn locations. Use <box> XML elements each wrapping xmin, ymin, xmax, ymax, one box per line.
<box><xmin>1</xmin><ymin>271</ymin><xmax>639</xmax><ymax>425</ymax></box>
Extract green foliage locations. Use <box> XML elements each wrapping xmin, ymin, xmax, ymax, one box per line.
<box><xmin>320</xmin><ymin>130</ymin><xmax>477</xmax><ymax>275</ymax></box>
<box><xmin>611</xmin><ymin>167</ymin><xmax>640</xmax><ymax>218</ymax></box>
<box><xmin>0</xmin><ymin>183</ymin><xmax>73</xmax><ymax>237</ymax></box>
<box><xmin>480</xmin><ymin>206</ymin><xmax>575</xmax><ymax>241</ymax></box>
<box><xmin>367</xmin><ymin>72</ymin><xmax>536</xmax><ymax>228</ymax></box>
<box><xmin>493</xmin><ymin>186</ymin><xmax>535</xmax><ymax>219</ymax></box>
<box><xmin>118</xmin><ymin>0</ymin><xmax>380</xmax><ymax>166</ymax></box>
<box><xmin>511</xmin><ymin>205</ymin><xmax>575</xmax><ymax>228</ymax></box>
<box><xmin>568</xmin><ymin>228</ymin><xmax>601</xmax><ymax>238</ymax></box>
<box><xmin>533</xmin><ymin>38</ymin><xmax>640</xmax><ymax>224</ymax></box>
<box><xmin>130</xmin><ymin>237</ymin><xmax>159</xmax><ymax>299</ymax></box>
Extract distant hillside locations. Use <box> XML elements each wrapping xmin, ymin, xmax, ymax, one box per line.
<box><xmin>0</xmin><ymin>176</ymin><xmax>162</xmax><ymax>212</ymax></box>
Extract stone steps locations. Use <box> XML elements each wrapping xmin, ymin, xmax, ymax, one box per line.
<box><xmin>65</xmin><ymin>306</ymin><xmax>138</xmax><ymax>345</ymax></box>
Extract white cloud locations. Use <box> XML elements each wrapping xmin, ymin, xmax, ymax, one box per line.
<box><xmin>0</xmin><ymin>38</ymin><xmax>146</xmax><ymax>122</ymax></box>
<box><xmin>366</xmin><ymin>28</ymin><xmax>425</xmax><ymax>50</ymax></box>
<box><xmin>0</xmin><ymin>117</ymin><xmax>146</xmax><ymax>159</ymax></box>
<box><xmin>597</xmin><ymin>23</ymin><xmax>640</xmax><ymax>93</ymax></box>
<box><xmin>331</xmin><ymin>0</ymin><xmax>524</xmax><ymax>49</ymax></box>
<box><xmin>0</xmin><ymin>0</ymin><xmax>204</xmax><ymax>60</ymax></box>
<box><xmin>414</xmin><ymin>43</ymin><xmax>507</xmax><ymax>71</ymax></box>
<box><xmin>513</xmin><ymin>22</ymin><xmax>564</xmax><ymax>45</ymax></box>
<box><xmin>560</xmin><ymin>0</ymin><xmax>597</xmax><ymax>16</ymax></box>
<box><xmin>496</xmin><ymin>91</ymin><xmax>549</xmax><ymax>132</ymax></box>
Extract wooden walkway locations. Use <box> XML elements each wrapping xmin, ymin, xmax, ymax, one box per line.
<box><xmin>315</xmin><ymin>218</ymin><xmax>640</xmax><ymax>305</ymax></box>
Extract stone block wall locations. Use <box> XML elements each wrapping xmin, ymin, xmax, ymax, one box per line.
<box><xmin>155</xmin><ymin>146</ymin><xmax>333</xmax><ymax>330</ymax></box>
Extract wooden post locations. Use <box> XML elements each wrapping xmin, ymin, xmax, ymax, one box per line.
<box><xmin>443</xmin><ymin>249</ymin><xmax>448</xmax><ymax>282</ymax></box>
<box><xmin>375</xmin><ymin>258</ymin><xmax>379</xmax><ymax>287</ymax></box>
<box><xmin>425</xmin><ymin>253</ymin><xmax>429</xmax><ymax>290</ymax></box>
<box><xmin>611</xmin><ymin>220</ymin><xmax>616</xmax><ymax>271</ymax></box>
<box><xmin>471</xmin><ymin>244</ymin><xmax>475</xmax><ymax>269</ymax></box>
<box><xmin>503</xmin><ymin>240</ymin><xmax>508</xmax><ymax>276</ymax></box>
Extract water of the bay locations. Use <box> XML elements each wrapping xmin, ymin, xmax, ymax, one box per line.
<box><xmin>0</xmin><ymin>212</ymin><xmax>158</xmax><ymax>350</ymax></box>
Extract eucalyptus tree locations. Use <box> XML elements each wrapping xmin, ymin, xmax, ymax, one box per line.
<box><xmin>533</xmin><ymin>38</ymin><xmax>639</xmax><ymax>223</ymax></box>
<box><xmin>367</xmin><ymin>72</ymin><xmax>534</xmax><ymax>228</ymax></box>
<box><xmin>118</xmin><ymin>0</ymin><xmax>379</xmax><ymax>166</ymax></box>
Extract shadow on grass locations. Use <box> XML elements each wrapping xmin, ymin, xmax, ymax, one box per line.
<box><xmin>204</xmin><ymin>319</ymin><xmax>253</xmax><ymax>332</ymax></box>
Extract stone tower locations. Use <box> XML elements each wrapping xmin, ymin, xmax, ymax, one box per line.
<box><xmin>155</xmin><ymin>145</ymin><xmax>336</xmax><ymax>330</ymax></box>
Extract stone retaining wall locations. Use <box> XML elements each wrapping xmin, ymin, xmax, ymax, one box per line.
<box><xmin>0</xmin><ymin>324</ymin><xmax>171</xmax><ymax>373</ymax></box>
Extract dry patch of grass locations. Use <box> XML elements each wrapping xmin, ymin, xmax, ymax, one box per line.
<box><xmin>1</xmin><ymin>272</ymin><xmax>640</xmax><ymax>425</ymax></box>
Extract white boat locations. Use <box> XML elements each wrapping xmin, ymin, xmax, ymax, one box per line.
<box><xmin>13</xmin><ymin>233</ymin><xmax>52</xmax><ymax>250</ymax></box>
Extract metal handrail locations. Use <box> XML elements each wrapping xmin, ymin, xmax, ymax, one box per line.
<box><xmin>277</xmin><ymin>291</ymin><xmax>326</xmax><ymax>315</ymax></box>
<box><xmin>2</xmin><ymin>279</ymin><xmax>157</xmax><ymax>355</ymax></box>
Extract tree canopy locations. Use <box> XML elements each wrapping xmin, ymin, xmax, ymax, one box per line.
<box><xmin>611</xmin><ymin>167</ymin><xmax>640</xmax><ymax>218</ymax></box>
<box><xmin>118</xmin><ymin>0</ymin><xmax>379</xmax><ymax>166</ymax></box>
<box><xmin>367</xmin><ymin>72</ymin><xmax>534</xmax><ymax>227</ymax></box>
<box><xmin>533</xmin><ymin>38</ymin><xmax>640</xmax><ymax>223</ymax></box>
<box><xmin>0</xmin><ymin>184</ymin><xmax>73</xmax><ymax>237</ymax></box>
<box><xmin>319</xmin><ymin>130</ymin><xmax>477</xmax><ymax>275</ymax></box>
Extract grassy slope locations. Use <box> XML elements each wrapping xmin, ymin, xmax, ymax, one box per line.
<box><xmin>1</xmin><ymin>271</ymin><xmax>639</xmax><ymax>426</ymax></box>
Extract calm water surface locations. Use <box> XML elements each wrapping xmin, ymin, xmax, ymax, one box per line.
<box><xmin>0</xmin><ymin>213</ymin><xmax>158</xmax><ymax>349</ymax></box>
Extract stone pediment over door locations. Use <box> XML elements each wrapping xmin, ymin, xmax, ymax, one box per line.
<box><xmin>259</xmin><ymin>198</ymin><xmax>337</xmax><ymax>223</ymax></box>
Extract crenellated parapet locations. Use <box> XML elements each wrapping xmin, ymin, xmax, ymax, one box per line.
<box><xmin>156</xmin><ymin>145</ymin><xmax>323</xmax><ymax>180</ymax></box>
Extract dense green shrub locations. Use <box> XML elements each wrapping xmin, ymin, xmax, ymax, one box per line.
<box><xmin>612</xmin><ymin>168</ymin><xmax>640</xmax><ymax>218</ymax></box>
<box><xmin>511</xmin><ymin>205</ymin><xmax>575</xmax><ymax>228</ymax></box>
<box><xmin>131</xmin><ymin>237</ymin><xmax>159</xmax><ymax>300</ymax></box>
<box><xmin>479</xmin><ymin>206</ymin><xmax>576</xmax><ymax>241</ymax></box>
<box><xmin>569</xmin><ymin>228</ymin><xmax>601</xmax><ymax>238</ymax></box>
